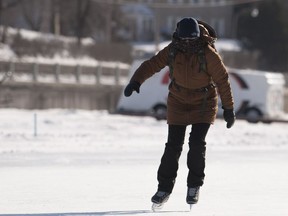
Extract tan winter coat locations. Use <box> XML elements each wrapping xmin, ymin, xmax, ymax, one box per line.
<box><xmin>129</xmin><ymin>43</ymin><xmax>234</xmax><ymax>125</ymax></box>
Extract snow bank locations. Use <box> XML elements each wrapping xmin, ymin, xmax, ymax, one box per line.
<box><xmin>132</xmin><ymin>39</ymin><xmax>242</xmax><ymax>59</ymax></box>
<box><xmin>0</xmin><ymin>26</ymin><xmax>130</xmax><ymax>68</ymax></box>
<box><xmin>0</xmin><ymin>109</ymin><xmax>287</xmax><ymax>155</ymax></box>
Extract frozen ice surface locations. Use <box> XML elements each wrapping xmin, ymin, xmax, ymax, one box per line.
<box><xmin>0</xmin><ymin>109</ymin><xmax>287</xmax><ymax>215</ymax></box>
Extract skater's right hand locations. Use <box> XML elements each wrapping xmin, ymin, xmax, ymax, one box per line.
<box><xmin>223</xmin><ymin>108</ymin><xmax>235</xmax><ymax>129</ymax></box>
<box><xmin>124</xmin><ymin>81</ymin><xmax>140</xmax><ymax>97</ymax></box>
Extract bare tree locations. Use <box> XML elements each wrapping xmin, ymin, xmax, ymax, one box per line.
<box><xmin>0</xmin><ymin>0</ymin><xmax>125</xmax><ymax>43</ymax></box>
<box><xmin>51</xmin><ymin>0</ymin><xmax>61</xmax><ymax>35</ymax></box>
<box><xmin>0</xmin><ymin>0</ymin><xmax>20</xmax><ymax>43</ymax></box>
<box><xmin>85</xmin><ymin>1</ymin><xmax>125</xmax><ymax>42</ymax></box>
<box><xmin>75</xmin><ymin>0</ymin><xmax>90</xmax><ymax>45</ymax></box>
<box><xmin>19</xmin><ymin>0</ymin><xmax>45</xmax><ymax>31</ymax></box>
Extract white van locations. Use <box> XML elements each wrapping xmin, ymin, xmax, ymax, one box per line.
<box><xmin>227</xmin><ymin>68</ymin><xmax>285</xmax><ymax>123</ymax></box>
<box><xmin>117</xmin><ymin>62</ymin><xmax>286</xmax><ymax>123</ymax></box>
<box><xmin>117</xmin><ymin>60</ymin><xmax>169</xmax><ymax>119</ymax></box>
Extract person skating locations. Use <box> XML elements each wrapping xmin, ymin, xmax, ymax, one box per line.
<box><xmin>124</xmin><ymin>17</ymin><xmax>235</xmax><ymax>210</ymax></box>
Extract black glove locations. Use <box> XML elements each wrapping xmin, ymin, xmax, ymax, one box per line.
<box><xmin>124</xmin><ymin>81</ymin><xmax>140</xmax><ymax>97</ymax></box>
<box><xmin>223</xmin><ymin>108</ymin><xmax>236</xmax><ymax>129</ymax></box>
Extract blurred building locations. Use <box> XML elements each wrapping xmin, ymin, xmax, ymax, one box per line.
<box><xmin>120</xmin><ymin>0</ymin><xmax>235</xmax><ymax>41</ymax></box>
<box><xmin>0</xmin><ymin>0</ymin><xmax>258</xmax><ymax>42</ymax></box>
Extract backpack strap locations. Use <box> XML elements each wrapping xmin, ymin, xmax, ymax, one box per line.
<box><xmin>197</xmin><ymin>48</ymin><xmax>207</xmax><ymax>73</ymax></box>
<box><xmin>168</xmin><ymin>44</ymin><xmax>178</xmax><ymax>79</ymax></box>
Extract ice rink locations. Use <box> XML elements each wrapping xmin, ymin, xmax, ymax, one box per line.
<box><xmin>0</xmin><ymin>109</ymin><xmax>287</xmax><ymax>216</ymax></box>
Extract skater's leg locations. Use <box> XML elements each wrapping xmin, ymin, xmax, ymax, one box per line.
<box><xmin>187</xmin><ymin>123</ymin><xmax>210</xmax><ymax>187</ymax></box>
<box><xmin>157</xmin><ymin>124</ymin><xmax>186</xmax><ymax>193</ymax></box>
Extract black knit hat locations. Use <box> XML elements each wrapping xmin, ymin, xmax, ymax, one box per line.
<box><xmin>175</xmin><ymin>17</ymin><xmax>200</xmax><ymax>39</ymax></box>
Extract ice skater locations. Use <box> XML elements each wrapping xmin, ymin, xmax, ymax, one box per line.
<box><xmin>124</xmin><ymin>17</ymin><xmax>235</xmax><ymax>210</ymax></box>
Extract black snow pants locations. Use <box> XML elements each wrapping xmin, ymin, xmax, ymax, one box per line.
<box><xmin>157</xmin><ymin>123</ymin><xmax>210</xmax><ymax>193</ymax></box>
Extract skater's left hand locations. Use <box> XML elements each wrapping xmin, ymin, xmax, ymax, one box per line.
<box><xmin>223</xmin><ymin>108</ymin><xmax>235</xmax><ymax>129</ymax></box>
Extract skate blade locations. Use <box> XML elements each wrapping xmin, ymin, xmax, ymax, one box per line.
<box><xmin>189</xmin><ymin>204</ymin><xmax>193</xmax><ymax>211</ymax></box>
<box><xmin>152</xmin><ymin>203</ymin><xmax>164</xmax><ymax>212</ymax></box>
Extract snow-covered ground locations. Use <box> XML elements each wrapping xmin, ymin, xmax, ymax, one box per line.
<box><xmin>0</xmin><ymin>109</ymin><xmax>288</xmax><ymax>216</ymax></box>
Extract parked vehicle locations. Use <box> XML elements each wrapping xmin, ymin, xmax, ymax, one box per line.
<box><xmin>117</xmin><ymin>60</ymin><xmax>169</xmax><ymax>119</ymax></box>
<box><xmin>117</xmin><ymin>60</ymin><xmax>286</xmax><ymax>123</ymax></box>
<box><xmin>226</xmin><ymin>68</ymin><xmax>285</xmax><ymax>123</ymax></box>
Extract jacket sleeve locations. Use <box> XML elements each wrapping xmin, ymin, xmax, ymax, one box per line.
<box><xmin>206</xmin><ymin>46</ymin><xmax>234</xmax><ymax>109</ymax></box>
<box><xmin>130</xmin><ymin>45</ymin><xmax>170</xmax><ymax>85</ymax></box>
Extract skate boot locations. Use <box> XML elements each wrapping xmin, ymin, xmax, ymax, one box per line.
<box><xmin>151</xmin><ymin>191</ymin><xmax>170</xmax><ymax>211</ymax></box>
<box><xmin>186</xmin><ymin>186</ymin><xmax>200</xmax><ymax>209</ymax></box>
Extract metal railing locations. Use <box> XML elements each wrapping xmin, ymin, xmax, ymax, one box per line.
<box><xmin>0</xmin><ymin>60</ymin><xmax>130</xmax><ymax>86</ymax></box>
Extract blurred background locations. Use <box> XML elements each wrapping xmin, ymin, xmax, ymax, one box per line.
<box><xmin>1</xmin><ymin>2</ymin><xmax>288</xmax><ymax>214</ymax></box>
<box><xmin>0</xmin><ymin>0</ymin><xmax>287</xmax><ymax>122</ymax></box>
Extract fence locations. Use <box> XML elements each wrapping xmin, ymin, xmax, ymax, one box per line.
<box><xmin>0</xmin><ymin>60</ymin><xmax>130</xmax><ymax>110</ymax></box>
<box><xmin>1</xmin><ymin>60</ymin><xmax>288</xmax><ymax>113</ymax></box>
<box><xmin>0</xmin><ymin>60</ymin><xmax>130</xmax><ymax>85</ymax></box>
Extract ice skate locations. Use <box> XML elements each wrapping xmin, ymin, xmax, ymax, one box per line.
<box><xmin>151</xmin><ymin>191</ymin><xmax>170</xmax><ymax>211</ymax></box>
<box><xmin>186</xmin><ymin>186</ymin><xmax>200</xmax><ymax>210</ymax></box>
